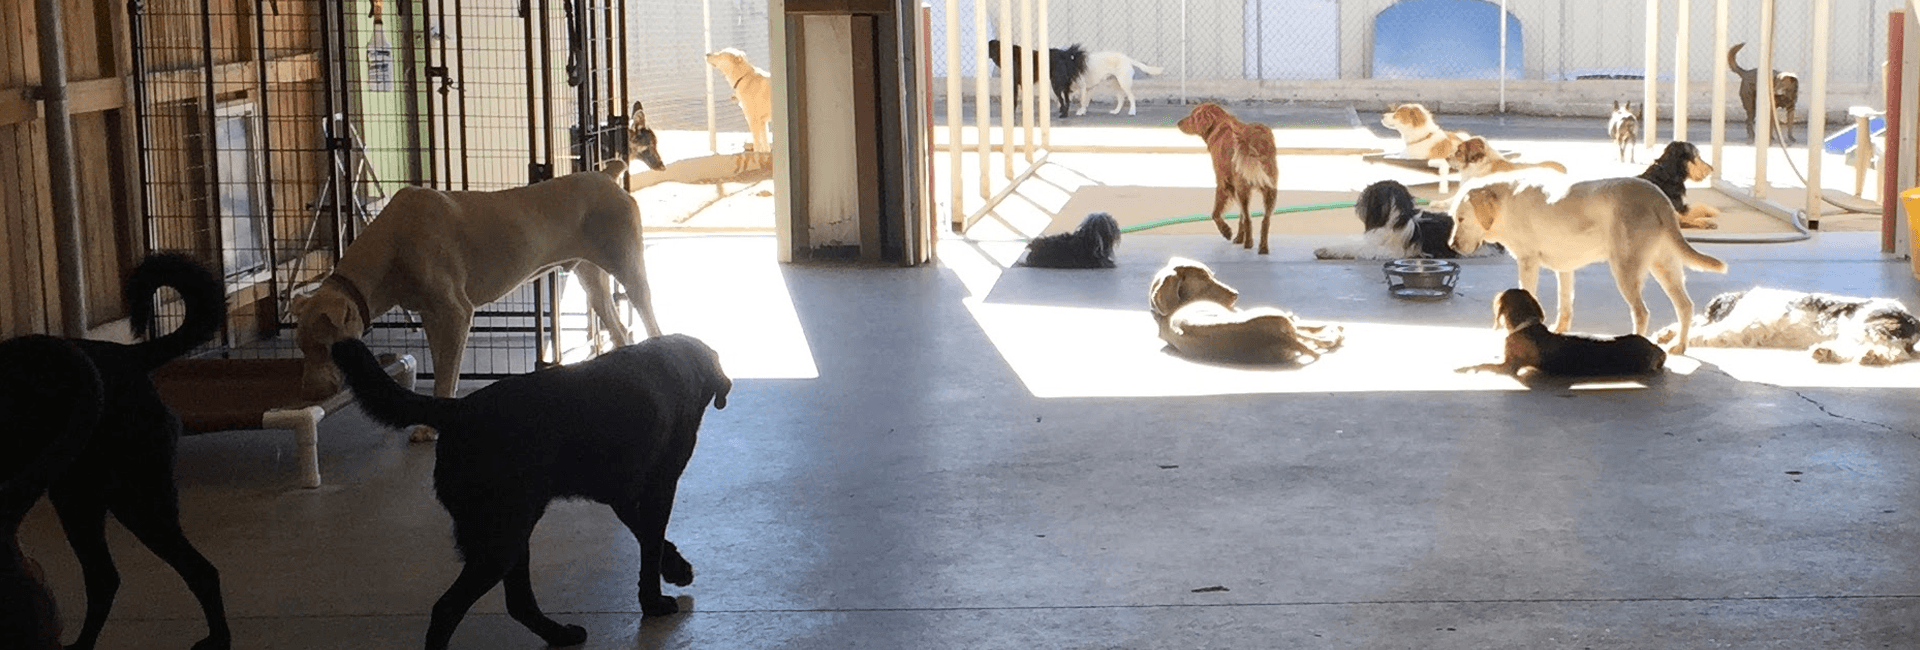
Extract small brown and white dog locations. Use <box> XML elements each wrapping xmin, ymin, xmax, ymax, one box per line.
<box><xmin>1607</xmin><ymin>101</ymin><xmax>1639</xmax><ymax>163</ymax></box>
<box><xmin>1071</xmin><ymin>50</ymin><xmax>1164</xmax><ymax>116</ymax></box>
<box><xmin>1443</xmin><ymin>136</ymin><xmax>1567</xmax><ymax>183</ymax></box>
<box><xmin>1381</xmin><ymin>103</ymin><xmax>1467</xmax><ymax>161</ymax></box>
<box><xmin>1729</xmin><ymin>42</ymin><xmax>1800</xmax><ymax>145</ymax></box>
<box><xmin>292</xmin><ymin>162</ymin><xmax>663</xmax><ymax>429</ymax></box>
<box><xmin>1176</xmin><ymin>103</ymin><xmax>1278</xmax><ymax>254</ymax></box>
<box><xmin>1148</xmin><ymin>258</ymin><xmax>1343</xmax><ymax>364</ymax></box>
<box><xmin>1461</xmin><ymin>288</ymin><xmax>1668</xmax><ymax>378</ymax></box>
<box><xmin>705</xmin><ymin>47</ymin><xmax>773</xmax><ymax>153</ymax></box>
<box><xmin>1655</xmin><ymin>287</ymin><xmax>1920</xmax><ymax>365</ymax></box>
<box><xmin>1447</xmin><ymin>169</ymin><xmax>1728</xmax><ymax>354</ymax></box>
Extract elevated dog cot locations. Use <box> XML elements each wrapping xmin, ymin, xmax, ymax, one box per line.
<box><xmin>154</xmin><ymin>354</ymin><xmax>416</xmax><ymax>489</ymax></box>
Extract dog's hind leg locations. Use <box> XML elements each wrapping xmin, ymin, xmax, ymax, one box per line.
<box><xmin>503</xmin><ymin>554</ymin><xmax>587</xmax><ymax>646</ymax></box>
<box><xmin>1233</xmin><ymin>188</ymin><xmax>1255</xmax><ymax>249</ymax></box>
<box><xmin>424</xmin><ymin>554</ymin><xmax>516</xmax><ymax>650</ymax></box>
<box><xmin>1256</xmin><ymin>186</ymin><xmax>1276</xmax><ymax>255</ymax></box>
<box><xmin>573</xmin><ymin>265</ymin><xmax>634</xmax><ymax>350</ymax></box>
<box><xmin>109</xmin><ymin>483</ymin><xmax>229</xmax><ymax>650</ymax></box>
<box><xmin>590</xmin><ymin>256</ymin><xmax>663</xmax><ymax>340</ymax></box>
<box><xmin>1648</xmin><ymin>260</ymin><xmax>1695</xmax><ymax>354</ymax></box>
<box><xmin>49</xmin><ymin>489</ymin><xmax>117</xmax><ymax>650</ymax></box>
<box><xmin>1207</xmin><ymin>185</ymin><xmax>1235</xmax><ymax>241</ymax></box>
<box><xmin>1551</xmin><ymin>269</ymin><xmax>1580</xmax><ymax>334</ymax></box>
<box><xmin>1611</xmin><ymin>263</ymin><xmax>1654</xmax><ymax>339</ymax></box>
<box><xmin>1112</xmin><ymin>73</ymin><xmax>1133</xmax><ymax>115</ymax></box>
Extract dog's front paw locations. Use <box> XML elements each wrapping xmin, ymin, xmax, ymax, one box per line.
<box><xmin>409</xmin><ymin>424</ymin><xmax>439</xmax><ymax>443</ymax></box>
<box><xmin>1653</xmin><ymin>327</ymin><xmax>1678</xmax><ymax>345</ymax></box>
<box><xmin>537</xmin><ymin>624</ymin><xmax>588</xmax><ymax>647</ymax></box>
<box><xmin>1666</xmin><ymin>342</ymin><xmax>1689</xmax><ymax>356</ymax></box>
<box><xmin>661</xmin><ymin>553</ymin><xmax>694</xmax><ymax>587</ymax></box>
<box><xmin>1809</xmin><ymin>346</ymin><xmax>1846</xmax><ymax>364</ymax></box>
<box><xmin>641</xmin><ymin>594</ymin><xmax>680</xmax><ymax>616</ymax></box>
<box><xmin>190</xmin><ymin>634</ymin><xmax>233</xmax><ymax>650</ymax></box>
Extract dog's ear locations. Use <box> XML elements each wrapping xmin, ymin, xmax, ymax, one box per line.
<box><xmin>1148</xmin><ymin>265</ymin><xmax>1185</xmax><ymax>316</ymax></box>
<box><xmin>1464</xmin><ymin>187</ymin><xmax>1502</xmax><ymax>230</ymax></box>
<box><xmin>706</xmin><ymin>354</ymin><xmax>732</xmax><ymax>410</ymax></box>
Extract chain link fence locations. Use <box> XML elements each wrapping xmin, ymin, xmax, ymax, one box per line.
<box><xmin>625</xmin><ymin>0</ymin><xmax>772</xmax><ymax>136</ymax></box>
<box><xmin>923</xmin><ymin>0</ymin><xmax>1896</xmax><ymax>117</ymax></box>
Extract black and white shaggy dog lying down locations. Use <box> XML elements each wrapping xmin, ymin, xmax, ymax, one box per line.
<box><xmin>1314</xmin><ymin>180</ymin><xmax>1501</xmax><ymax>260</ymax></box>
<box><xmin>1655</xmin><ymin>287</ymin><xmax>1920</xmax><ymax>365</ymax></box>
<box><xmin>331</xmin><ymin>334</ymin><xmax>731</xmax><ymax>650</ymax></box>
<box><xmin>1148</xmin><ymin>257</ymin><xmax>1344</xmax><ymax>364</ymax></box>
<box><xmin>1462</xmin><ymin>288</ymin><xmax>1667</xmax><ymax>378</ymax></box>
<box><xmin>1019</xmin><ymin>212</ymin><xmax>1121</xmax><ymax>268</ymax></box>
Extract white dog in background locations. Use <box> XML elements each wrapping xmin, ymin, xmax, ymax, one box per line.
<box><xmin>292</xmin><ymin>162</ymin><xmax>662</xmax><ymax>431</ymax></box>
<box><xmin>1073</xmin><ymin>50</ymin><xmax>1164</xmax><ymax>116</ymax></box>
<box><xmin>1448</xmin><ymin>169</ymin><xmax>1728</xmax><ymax>353</ymax></box>
<box><xmin>1656</xmin><ymin>287</ymin><xmax>1920</xmax><ymax>365</ymax></box>
<box><xmin>705</xmin><ymin>47</ymin><xmax>773</xmax><ymax>153</ymax></box>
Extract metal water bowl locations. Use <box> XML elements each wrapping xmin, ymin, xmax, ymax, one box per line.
<box><xmin>1383</xmin><ymin>258</ymin><xmax>1460</xmax><ymax>301</ymax></box>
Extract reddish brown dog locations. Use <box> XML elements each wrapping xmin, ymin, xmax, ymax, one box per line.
<box><xmin>1177</xmin><ymin>103</ymin><xmax>1279</xmax><ymax>254</ymax></box>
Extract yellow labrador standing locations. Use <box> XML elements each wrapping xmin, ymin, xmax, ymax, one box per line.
<box><xmin>292</xmin><ymin>162</ymin><xmax>662</xmax><ymax>426</ymax></box>
<box><xmin>1447</xmin><ymin>169</ymin><xmax>1727</xmax><ymax>354</ymax></box>
<box><xmin>705</xmin><ymin>47</ymin><xmax>773</xmax><ymax>153</ymax></box>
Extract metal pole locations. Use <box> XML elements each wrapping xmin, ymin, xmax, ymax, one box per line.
<box><xmin>1806</xmin><ymin>0</ymin><xmax>1831</xmax><ymax>224</ymax></box>
<box><xmin>1643</xmin><ymin>0</ymin><xmax>1659</xmax><ymax>148</ymax></box>
<box><xmin>703</xmin><ymin>0</ymin><xmax>715</xmax><ymax>153</ymax></box>
<box><xmin>36</xmin><ymin>0</ymin><xmax>86</xmax><ymax>337</ymax></box>
<box><xmin>1710</xmin><ymin>0</ymin><xmax>1728</xmax><ymax>179</ymax></box>
<box><xmin>947</xmin><ymin>0</ymin><xmax>963</xmax><ymax>230</ymax></box>
<box><xmin>1755</xmin><ymin>0</ymin><xmax>1774</xmax><ymax>199</ymax></box>
<box><xmin>1675</xmin><ymin>0</ymin><xmax>1691</xmax><ymax>142</ymax></box>
<box><xmin>1498</xmin><ymin>0</ymin><xmax>1507</xmax><ymax>112</ymax></box>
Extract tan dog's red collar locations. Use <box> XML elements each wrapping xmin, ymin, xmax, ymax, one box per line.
<box><xmin>324</xmin><ymin>273</ymin><xmax>375</xmax><ymax>335</ymax></box>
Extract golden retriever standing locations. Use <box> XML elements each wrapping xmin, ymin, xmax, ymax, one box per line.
<box><xmin>1148</xmin><ymin>258</ymin><xmax>1343</xmax><ymax>364</ymax></box>
<box><xmin>1176</xmin><ymin>103</ymin><xmax>1278</xmax><ymax>254</ymax></box>
<box><xmin>1381</xmin><ymin>103</ymin><xmax>1467</xmax><ymax>161</ymax></box>
<box><xmin>705</xmin><ymin>47</ymin><xmax>773</xmax><ymax>153</ymax></box>
<box><xmin>1447</xmin><ymin>169</ymin><xmax>1728</xmax><ymax>354</ymax></box>
<box><xmin>1443</xmin><ymin>136</ymin><xmax>1567</xmax><ymax>183</ymax></box>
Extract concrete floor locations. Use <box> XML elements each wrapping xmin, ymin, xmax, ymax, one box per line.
<box><xmin>18</xmin><ymin>110</ymin><xmax>1920</xmax><ymax>648</ymax></box>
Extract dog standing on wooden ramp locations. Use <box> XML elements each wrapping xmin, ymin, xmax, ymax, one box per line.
<box><xmin>332</xmin><ymin>334</ymin><xmax>730</xmax><ymax>650</ymax></box>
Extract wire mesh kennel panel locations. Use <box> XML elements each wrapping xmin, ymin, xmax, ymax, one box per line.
<box><xmin>130</xmin><ymin>0</ymin><xmax>632</xmax><ymax>381</ymax></box>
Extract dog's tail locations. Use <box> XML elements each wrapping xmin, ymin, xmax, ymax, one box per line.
<box><xmin>125</xmin><ymin>253</ymin><xmax>227</xmax><ymax>372</ymax></box>
<box><xmin>1673</xmin><ymin>233</ymin><xmax>1729</xmax><ymax>273</ymax></box>
<box><xmin>0</xmin><ymin>335</ymin><xmax>102</xmax><ymax>506</ymax></box>
<box><xmin>1130</xmin><ymin>57</ymin><xmax>1164</xmax><ymax>76</ymax></box>
<box><xmin>1727</xmin><ymin>42</ymin><xmax>1752</xmax><ymax>76</ymax></box>
<box><xmin>331</xmin><ymin>338</ymin><xmax>447</xmax><ymax>431</ymax></box>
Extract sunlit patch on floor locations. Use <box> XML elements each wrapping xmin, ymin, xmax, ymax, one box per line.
<box><xmin>645</xmin><ymin>236</ymin><xmax>820</xmax><ymax>379</ymax></box>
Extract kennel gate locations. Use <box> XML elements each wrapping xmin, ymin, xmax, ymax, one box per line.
<box><xmin>128</xmin><ymin>0</ymin><xmax>636</xmax><ymax>381</ymax></box>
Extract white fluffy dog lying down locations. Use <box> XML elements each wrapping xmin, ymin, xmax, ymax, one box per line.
<box><xmin>1656</xmin><ymin>287</ymin><xmax>1920</xmax><ymax>365</ymax></box>
<box><xmin>1148</xmin><ymin>258</ymin><xmax>1343</xmax><ymax>364</ymax></box>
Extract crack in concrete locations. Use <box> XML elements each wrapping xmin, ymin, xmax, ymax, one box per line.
<box><xmin>1694</xmin><ymin>363</ymin><xmax>1919</xmax><ymax>441</ymax></box>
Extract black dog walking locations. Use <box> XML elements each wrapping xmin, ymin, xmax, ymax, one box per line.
<box><xmin>332</xmin><ymin>333</ymin><xmax>731</xmax><ymax>650</ymax></box>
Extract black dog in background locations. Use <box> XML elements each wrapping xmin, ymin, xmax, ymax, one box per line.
<box><xmin>1637</xmin><ymin>141</ymin><xmax>1720</xmax><ymax>229</ymax></box>
<box><xmin>985</xmin><ymin>39</ymin><xmax>1088</xmax><ymax>119</ymax></box>
<box><xmin>28</xmin><ymin>254</ymin><xmax>231</xmax><ymax>650</ymax></box>
<box><xmin>1463</xmin><ymin>288</ymin><xmax>1667</xmax><ymax>378</ymax></box>
<box><xmin>1021</xmin><ymin>212</ymin><xmax>1121</xmax><ymax>268</ymax></box>
<box><xmin>2</xmin><ymin>336</ymin><xmax>103</xmax><ymax>650</ymax></box>
<box><xmin>331</xmin><ymin>333</ymin><xmax>731</xmax><ymax>650</ymax></box>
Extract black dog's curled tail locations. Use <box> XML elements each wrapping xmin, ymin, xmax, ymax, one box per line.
<box><xmin>330</xmin><ymin>338</ymin><xmax>442</xmax><ymax>431</ymax></box>
<box><xmin>124</xmin><ymin>253</ymin><xmax>227</xmax><ymax>372</ymax></box>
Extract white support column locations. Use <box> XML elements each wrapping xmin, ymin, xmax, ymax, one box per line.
<box><xmin>999</xmin><ymin>0</ymin><xmax>1014</xmax><ymax>179</ymax></box>
<box><xmin>1643</xmin><ymin>0</ymin><xmax>1660</xmax><ymax>147</ymax></box>
<box><xmin>947</xmin><ymin>0</ymin><xmax>963</xmax><ymax>231</ymax></box>
<box><xmin>703</xmin><ymin>0</ymin><xmax>715</xmax><ymax>153</ymax></box>
<box><xmin>974</xmin><ymin>0</ymin><xmax>990</xmax><ymax>198</ymax></box>
<box><xmin>1710</xmin><ymin>0</ymin><xmax>1728</xmax><ymax>178</ymax></box>
<box><xmin>1020</xmin><ymin>0</ymin><xmax>1034</xmax><ymax>162</ymax></box>
<box><xmin>1674</xmin><ymin>0</ymin><xmax>1691</xmax><ymax>142</ymax></box>
<box><xmin>1806</xmin><ymin>0</ymin><xmax>1831</xmax><ymax>224</ymax></box>
<box><xmin>1038</xmin><ymin>0</ymin><xmax>1050</xmax><ymax>148</ymax></box>
<box><xmin>1755</xmin><ymin>0</ymin><xmax>1775</xmax><ymax>200</ymax></box>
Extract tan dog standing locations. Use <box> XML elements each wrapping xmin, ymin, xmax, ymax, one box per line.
<box><xmin>1176</xmin><ymin>103</ymin><xmax>1278</xmax><ymax>254</ymax></box>
<box><xmin>1447</xmin><ymin>169</ymin><xmax>1727</xmax><ymax>353</ymax></box>
<box><xmin>705</xmin><ymin>47</ymin><xmax>773</xmax><ymax>153</ymax></box>
<box><xmin>1444</xmin><ymin>136</ymin><xmax>1567</xmax><ymax>183</ymax></box>
<box><xmin>292</xmin><ymin>162</ymin><xmax>662</xmax><ymax>420</ymax></box>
